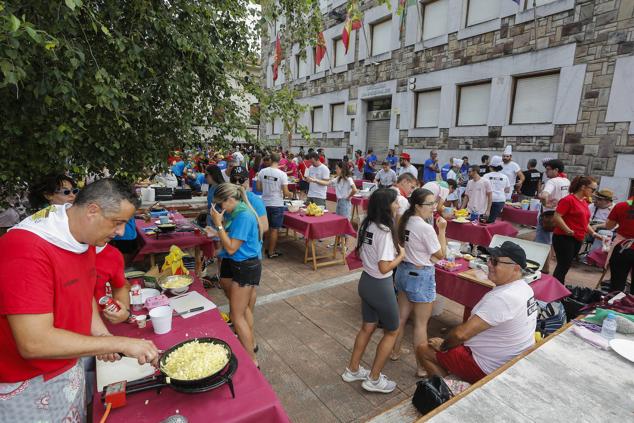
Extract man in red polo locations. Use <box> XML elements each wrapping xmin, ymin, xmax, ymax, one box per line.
<box><xmin>417</xmin><ymin>241</ymin><xmax>537</xmax><ymax>383</ymax></box>
<box><xmin>0</xmin><ymin>179</ymin><xmax>159</xmax><ymax>421</ymax></box>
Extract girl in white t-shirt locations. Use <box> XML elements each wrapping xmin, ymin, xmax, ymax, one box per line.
<box><xmin>342</xmin><ymin>189</ymin><xmax>405</xmax><ymax>394</ymax></box>
<box><xmin>391</xmin><ymin>188</ymin><xmax>447</xmax><ymax>377</ymax></box>
<box><xmin>330</xmin><ymin>162</ymin><xmax>358</xmax><ymax>249</ymax></box>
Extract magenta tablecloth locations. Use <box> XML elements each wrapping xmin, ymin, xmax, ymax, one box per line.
<box><xmin>134</xmin><ymin>213</ymin><xmax>214</xmax><ymax>261</ymax></box>
<box><xmin>92</xmin><ymin>280</ymin><xmax>290</xmax><ymax>423</ymax></box>
<box><xmin>283</xmin><ymin>212</ymin><xmax>356</xmax><ymax>240</ymax></box>
<box><xmin>436</xmin><ymin>260</ymin><xmax>571</xmax><ymax>311</ymax></box>
<box><xmin>445</xmin><ymin>220</ymin><xmax>518</xmax><ymax>246</ymax></box>
<box><xmin>326</xmin><ymin>188</ymin><xmax>370</xmax><ymax>210</ymax></box>
<box><xmin>501</xmin><ymin>205</ymin><xmax>538</xmax><ymax>227</ymax></box>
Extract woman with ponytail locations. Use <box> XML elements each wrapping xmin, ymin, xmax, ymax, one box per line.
<box><xmin>210</xmin><ymin>183</ymin><xmax>263</xmax><ymax>366</ymax></box>
<box><xmin>390</xmin><ymin>188</ymin><xmax>447</xmax><ymax>377</ymax></box>
<box><xmin>342</xmin><ymin>189</ymin><xmax>406</xmax><ymax>394</ymax></box>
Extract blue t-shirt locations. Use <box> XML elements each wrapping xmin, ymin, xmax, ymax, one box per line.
<box><xmin>423</xmin><ymin>159</ymin><xmax>438</xmax><ymax>183</ymax></box>
<box><xmin>220</xmin><ymin>209</ymin><xmax>262</xmax><ymax>261</ymax></box>
<box><xmin>196</xmin><ymin>173</ymin><xmax>206</xmax><ymax>186</ymax></box>
<box><xmin>172</xmin><ymin>161</ymin><xmax>186</xmax><ymax>177</ymax></box>
<box><xmin>247</xmin><ymin>191</ymin><xmax>266</xmax><ymax>217</ymax></box>
<box><xmin>364</xmin><ymin>154</ymin><xmax>377</xmax><ymax>173</ymax></box>
<box><xmin>441</xmin><ymin>163</ymin><xmax>451</xmax><ymax>181</ymax></box>
<box><xmin>217</xmin><ymin>160</ymin><xmax>227</xmax><ymax>171</ymax></box>
<box><xmin>387</xmin><ymin>155</ymin><xmax>398</xmax><ymax>171</ymax></box>
<box><xmin>113</xmin><ymin>217</ymin><xmax>137</xmax><ymax>241</ymax></box>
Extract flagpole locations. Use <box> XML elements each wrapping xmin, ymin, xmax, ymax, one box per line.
<box><xmin>533</xmin><ymin>0</ymin><xmax>538</xmax><ymax>51</ymax></box>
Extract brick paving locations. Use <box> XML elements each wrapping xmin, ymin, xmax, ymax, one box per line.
<box><xmin>204</xmin><ymin>224</ymin><xmax>611</xmax><ymax>423</ymax></box>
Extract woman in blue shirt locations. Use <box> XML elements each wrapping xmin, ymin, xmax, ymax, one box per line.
<box><xmin>210</xmin><ymin>183</ymin><xmax>263</xmax><ymax>366</ymax></box>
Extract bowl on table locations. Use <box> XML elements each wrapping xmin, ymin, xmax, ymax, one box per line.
<box><xmin>158</xmin><ymin>274</ymin><xmax>194</xmax><ymax>295</ymax></box>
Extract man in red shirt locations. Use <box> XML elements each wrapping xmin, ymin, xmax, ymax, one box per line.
<box><xmin>0</xmin><ymin>179</ymin><xmax>158</xmax><ymax>421</ymax></box>
<box><xmin>354</xmin><ymin>149</ymin><xmax>365</xmax><ymax>180</ymax></box>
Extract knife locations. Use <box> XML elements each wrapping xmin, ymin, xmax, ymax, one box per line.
<box><xmin>174</xmin><ymin>306</ymin><xmax>204</xmax><ymax>316</ymax></box>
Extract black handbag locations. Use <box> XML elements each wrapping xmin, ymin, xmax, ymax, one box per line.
<box><xmin>412</xmin><ymin>375</ymin><xmax>453</xmax><ymax>415</ymax></box>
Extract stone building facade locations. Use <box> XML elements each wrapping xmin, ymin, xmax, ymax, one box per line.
<box><xmin>262</xmin><ymin>0</ymin><xmax>634</xmax><ymax>200</ymax></box>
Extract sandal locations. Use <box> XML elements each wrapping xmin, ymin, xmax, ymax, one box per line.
<box><xmin>267</xmin><ymin>251</ymin><xmax>283</xmax><ymax>259</ymax></box>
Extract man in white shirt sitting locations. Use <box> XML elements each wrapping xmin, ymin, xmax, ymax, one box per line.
<box><xmin>374</xmin><ymin>161</ymin><xmax>397</xmax><ymax>188</ymax></box>
<box><xmin>257</xmin><ymin>153</ymin><xmax>291</xmax><ymax>259</ymax></box>
<box><xmin>417</xmin><ymin>241</ymin><xmax>537</xmax><ymax>384</ymax></box>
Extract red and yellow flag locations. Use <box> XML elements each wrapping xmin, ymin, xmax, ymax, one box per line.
<box><xmin>342</xmin><ymin>0</ymin><xmax>363</xmax><ymax>54</ymax></box>
<box><xmin>315</xmin><ymin>31</ymin><xmax>326</xmax><ymax>66</ymax></box>
<box><xmin>273</xmin><ymin>34</ymin><xmax>282</xmax><ymax>81</ymax></box>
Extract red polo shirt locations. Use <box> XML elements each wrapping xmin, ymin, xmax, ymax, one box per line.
<box><xmin>0</xmin><ymin>230</ymin><xmax>96</xmax><ymax>382</ymax></box>
<box><xmin>554</xmin><ymin>194</ymin><xmax>591</xmax><ymax>241</ymax></box>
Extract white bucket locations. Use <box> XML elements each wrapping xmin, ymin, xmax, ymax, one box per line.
<box><xmin>140</xmin><ymin>187</ymin><xmax>155</xmax><ymax>203</ymax></box>
<box><xmin>529</xmin><ymin>199</ymin><xmax>541</xmax><ymax>211</ymax></box>
<box><xmin>149</xmin><ymin>306</ymin><xmax>173</xmax><ymax>334</ymax></box>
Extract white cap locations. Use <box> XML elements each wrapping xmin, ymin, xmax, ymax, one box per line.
<box><xmin>490</xmin><ymin>155</ymin><xmax>503</xmax><ymax>167</ymax></box>
<box><xmin>503</xmin><ymin>145</ymin><xmax>512</xmax><ymax>155</ymax></box>
<box><xmin>452</xmin><ymin>158</ymin><xmax>463</xmax><ymax>168</ymax></box>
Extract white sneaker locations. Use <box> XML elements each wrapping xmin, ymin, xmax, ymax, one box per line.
<box><xmin>341</xmin><ymin>366</ymin><xmax>370</xmax><ymax>382</ymax></box>
<box><xmin>361</xmin><ymin>373</ymin><xmax>397</xmax><ymax>393</ymax></box>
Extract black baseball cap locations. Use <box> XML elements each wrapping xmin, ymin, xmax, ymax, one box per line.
<box><xmin>229</xmin><ymin>165</ymin><xmax>249</xmax><ymax>183</ymax></box>
<box><xmin>487</xmin><ymin>241</ymin><xmax>527</xmax><ymax>268</ymax></box>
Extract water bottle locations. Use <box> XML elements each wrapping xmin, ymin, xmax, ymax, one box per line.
<box><xmin>600</xmin><ymin>312</ymin><xmax>617</xmax><ymax>340</ymax></box>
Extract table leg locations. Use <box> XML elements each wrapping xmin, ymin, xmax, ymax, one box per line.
<box><xmin>332</xmin><ymin>235</ymin><xmax>339</xmax><ymax>259</ymax></box>
<box><xmin>352</xmin><ymin>204</ymin><xmax>359</xmax><ymax>222</ymax></box>
<box><xmin>194</xmin><ymin>246</ymin><xmax>201</xmax><ymax>276</ymax></box>
<box><xmin>150</xmin><ymin>254</ymin><xmax>156</xmax><ymax>269</ymax></box>
<box><xmin>311</xmin><ymin>240</ymin><xmax>317</xmax><ymax>271</ymax></box>
<box><xmin>304</xmin><ymin>238</ymin><xmax>309</xmax><ymax>264</ymax></box>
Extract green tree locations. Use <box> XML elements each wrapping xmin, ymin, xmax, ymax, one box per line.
<box><xmin>0</xmin><ymin>0</ymin><xmax>259</xmax><ymax>193</ymax></box>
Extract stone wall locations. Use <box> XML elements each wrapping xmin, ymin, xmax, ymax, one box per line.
<box><xmin>262</xmin><ymin>0</ymin><xmax>634</xmax><ymax>185</ymax></box>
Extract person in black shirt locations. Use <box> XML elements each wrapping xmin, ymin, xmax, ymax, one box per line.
<box><xmin>478</xmin><ymin>155</ymin><xmax>490</xmax><ymax>177</ymax></box>
<box><xmin>519</xmin><ymin>159</ymin><xmax>542</xmax><ymax>200</ymax></box>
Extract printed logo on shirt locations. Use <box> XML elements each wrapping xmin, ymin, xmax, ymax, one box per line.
<box><xmin>363</xmin><ymin>231</ymin><xmax>374</xmax><ymax>246</ymax></box>
<box><xmin>263</xmin><ymin>175</ymin><xmax>279</xmax><ymax>182</ymax></box>
<box><xmin>404</xmin><ymin>229</ymin><xmax>411</xmax><ymax>242</ymax></box>
<box><xmin>527</xmin><ymin>296</ymin><xmax>537</xmax><ymax>316</ymax></box>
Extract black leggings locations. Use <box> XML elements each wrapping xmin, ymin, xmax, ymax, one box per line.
<box><xmin>552</xmin><ymin>234</ymin><xmax>582</xmax><ymax>284</ymax></box>
<box><xmin>609</xmin><ymin>245</ymin><xmax>634</xmax><ymax>293</ymax></box>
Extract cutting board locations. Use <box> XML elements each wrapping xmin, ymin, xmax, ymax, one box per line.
<box><xmin>96</xmin><ymin>357</ymin><xmax>156</xmax><ymax>392</ymax></box>
<box><xmin>458</xmin><ymin>268</ymin><xmax>496</xmax><ymax>289</ymax></box>
<box><xmin>168</xmin><ymin>291</ymin><xmax>216</xmax><ymax>319</ymax></box>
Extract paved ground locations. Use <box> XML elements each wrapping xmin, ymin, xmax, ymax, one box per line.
<box><xmin>202</xmin><ymin>221</ymin><xmax>611</xmax><ymax>423</ymax></box>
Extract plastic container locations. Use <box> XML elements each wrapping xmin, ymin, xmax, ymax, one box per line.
<box><xmin>600</xmin><ymin>312</ymin><xmax>617</xmax><ymax>341</ymax></box>
<box><xmin>149</xmin><ymin>306</ymin><xmax>173</xmax><ymax>335</ymax></box>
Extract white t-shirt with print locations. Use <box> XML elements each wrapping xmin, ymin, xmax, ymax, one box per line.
<box><xmin>501</xmin><ymin>161</ymin><xmax>521</xmax><ymax>199</ymax></box>
<box><xmin>333</xmin><ymin>177</ymin><xmax>355</xmax><ymax>200</ymax></box>
<box><xmin>306</xmin><ymin>163</ymin><xmax>330</xmax><ymax>199</ymax></box>
<box><xmin>484</xmin><ymin>172</ymin><xmax>510</xmax><ymax>203</ymax></box>
<box><xmin>360</xmin><ymin>222</ymin><xmax>398</xmax><ymax>279</ymax></box>
<box><xmin>464</xmin><ymin>279</ymin><xmax>537</xmax><ymax>374</ymax></box>
<box><xmin>403</xmin><ymin>216</ymin><xmax>440</xmax><ymax>267</ymax></box>
<box><xmin>257</xmin><ymin>166</ymin><xmax>288</xmax><ymax>207</ymax></box>
<box><xmin>465</xmin><ymin>178</ymin><xmax>492</xmax><ymax>215</ymax></box>
<box><xmin>391</xmin><ymin>187</ymin><xmax>410</xmax><ymax>216</ymax></box>
<box><xmin>541</xmin><ymin>176</ymin><xmax>570</xmax><ymax>211</ymax></box>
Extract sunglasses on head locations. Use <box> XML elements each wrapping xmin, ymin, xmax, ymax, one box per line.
<box><xmin>56</xmin><ymin>188</ymin><xmax>80</xmax><ymax>196</ymax></box>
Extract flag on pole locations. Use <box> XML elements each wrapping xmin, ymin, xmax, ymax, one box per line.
<box><xmin>315</xmin><ymin>31</ymin><xmax>326</xmax><ymax>66</ymax></box>
<box><xmin>273</xmin><ymin>34</ymin><xmax>282</xmax><ymax>81</ymax></box>
<box><xmin>342</xmin><ymin>0</ymin><xmax>363</xmax><ymax>54</ymax></box>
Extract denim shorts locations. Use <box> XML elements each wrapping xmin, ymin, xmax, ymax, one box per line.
<box><xmin>219</xmin><ymin>257</ymin><xmax>262</xmax><ymax>287</ymax></box>
<box><xmin>266</xmin><ymin>206</ymin><xmax>285</xmax><ymax>229</ymax></box>
<box><xmin>395</xmin><ymin>262</ymin><xmax>436</xmax><ymax>303</ymax></box>
<box><xmin>336</xmin><ymin>199</ymin><xmax>352</xmax><ymax>220</ymax></box>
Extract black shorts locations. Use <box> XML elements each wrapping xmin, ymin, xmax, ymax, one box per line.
<box><xmin>219</xmin><ymin>257</ymin><xmax>262</xmax><ymax>287</ymax></box>
<box><xmin>299</xmin><ymin>180</ymin><xmax>309</xmax><ymax>193</ymax></box>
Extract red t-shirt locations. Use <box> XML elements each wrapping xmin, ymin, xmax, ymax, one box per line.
<box><xmin>356</xmin><ymin>157</ymin><xmax>365</xmax><ymax>172</ymax></box>
<box><xmin>607</xmin><ymin>200</ymin><xmax>634</xmax><ymax>247</ymax></box>
<box><xmin>554</xmin><ymin>194</ymin><xmax>591</xmax><ymax>241</ymax></box>
<box><xmin>298</xmin><ymin>160</ymin><xmax>311</xmax><ymax>180</ymax></box>
<box><xmin>319</xmin><ymin>154</ymin><xmax>326</xmax><ymax>164</ymax></box>
<box><xmin>0</xmin><ymin>230</ymin><xmax>96</xmax><ymax>382</ymax></box>
<box><xmin>94</xmin><ymin>244</ymin><xmax>127</xmax><ymax>301</ymax></box>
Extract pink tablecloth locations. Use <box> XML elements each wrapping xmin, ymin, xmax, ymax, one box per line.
<box><xmin>326</xmin><ymin>188</ymin><xmax>370</xmax><ymax>210</ymax></box>
<box><xmin>501</xmin><ymin>205</ymin><xmax>538</xmax><ymax>227</ymax></box>
<box><xmin>436</xmin><ymin>259</ymin><xmax>571</xmax><ymax>315</ymax></box>
<box><xmin>92</xmin><ymin>280</ymin><xmax>290</xmax><ymax>423</ymax></box>
<box><xmin>134</xmin><ymin>213</ymin><xmax>214</xmax><ymax>261</ymax></box>
<box><xmin>445</xmin><ymin>220</ymin><xmax>518</xmax><ymax>246</ymax></box>
<box><xmin>283</xmin><ymin>212</ymin><xmax>356</xmax><ymax>240</ymax></box>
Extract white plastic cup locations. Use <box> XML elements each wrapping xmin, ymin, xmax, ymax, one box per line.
<box><xmin>159</xmin><ymin>215</ymin><xmax>169</xmax><ymax>224</ymax></box>
<box><xmin>136</xmin><ymin>315</ymin><xmax>147</xmax><ymax>329</ymax></box>
<box><xmin>149</xmin><ymin>306</ymin><xmax>172</xmax><ymax>334</ymax></box>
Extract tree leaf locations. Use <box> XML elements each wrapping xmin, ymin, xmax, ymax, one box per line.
<box><xmin>9</xmin><ymin>15</ymin><xmax>20</xmax><ymax>32</ymax></box>
<box><xmin>65</xmin><ymin>0</ymin><xmax>76</xmax><ymax>11</ymax></box>
<box><xmin>25</xmin><ymin>27</ymin><xmax>42</xmax><ymax>43</ymax></box>
<box><xmin>100</xmin><ymin>25</ymin><xmax>111</xmax><ymax>36</ymax></box>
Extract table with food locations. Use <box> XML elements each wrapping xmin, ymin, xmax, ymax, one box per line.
<box><xmin>92</xmin><ymin>274</ymin><xmax>290</xmax><ymax>423</ymax></box>
<box><xmin>444</xmin><ymin>209</ymin><xmax>519</xmax><ymax>247</ymax></box>
<box><xmin>283</xmin><ymin>204</ymin><xmax>357</xmax><ymax>270</ymax></box>
<box><xmin>134</xmin><ymin>208</ymin><xmax>214</xmax><ymax>275</ymax></box>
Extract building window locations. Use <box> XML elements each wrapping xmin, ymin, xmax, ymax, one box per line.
<box><xmin>511</xmin><ymin>72</ymin><xmax>560</xmax><ymax>124</ymax></box>
<box><xmin>466</xmin><ymin>0</ymin><xmax>500</xmax><ymax>27</ymax></box>
<box><xmin>296</xmin><ymin>54</ymin><xmax>309</xmax><ymax>79</ymax></box>
<box><xmin>312</xmin><ymin>106</ymin><xmax>324</xmax><ymax>133</ymax></box>
<box><xmin>457</xmin><ymin>82</ymin><xmax>491</xmax><ymax>126</ymax></box>
<box><xmin>334</xmin><ymin>37</ymin><xmax>346</xmax><ymax>67</ymax></box>
<box><xmin>331</xmin><ymin>103</ymin><xmax>346</xmax><ymax>131</ymax></box>
<box><xmin>371</xmin><ymin>19</ymin><xmax>392</xmax><ymax>56</ymax></box>
<box><xmin>422</xmin><ymin>0</ymin><xmax>448</xmax><ymax>41</ymax></box>
<box><xmin>526</xmin><ymin>0</ymin><xmax>558</xmax><ymax>9</ymax></box>
<box><xmin>415</xmin><ymin>90</ymin><xmax>441</xmax><ymax>128</ymax></box>
<box><xmin>272</xmin><ymin>118</ymin><xmax>282</xmax><ymax>134</ymax></box>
